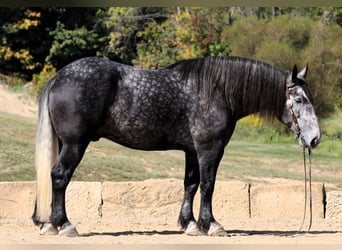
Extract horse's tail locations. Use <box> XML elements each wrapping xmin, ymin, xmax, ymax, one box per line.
<box><xmin>32</xmin><ymin>80</ymin><xmax>58</xmax><ymax>225</ymax></box>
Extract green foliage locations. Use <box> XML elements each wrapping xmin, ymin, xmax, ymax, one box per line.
<box><xmin>0</xmin><ymin>73</ymin><xmax>25</xmax><ymax>88</ymax></box>
<box><xmin>303</xmin><ymin>24</ymin><xmax>342</xmax><ymax>115</ymax></box>
<box><xmin>134</xmin><ymin>20</ymin><xmax>177</xmax><ymax>68</ymax></box>
<box><xmin>222</xmin><ymin>14</ymin><xmax>342</xmax><ymax>117</ymax></box>
<box><xmin>100</xmin><ymin>7</ymin><xmax>172</xmax><ymax>65</ymax></box>
<box><xmin>222</xmin><ymin>16</ymin><xmax>266</xmax><ymax>58</ymax></box>
<box><xmin>133</xmin><ymin>8</ymin><xmax>231</xmax><ymax>68</ymax></box>
<box><xmin>221</xmin><ymin>15</ymin><xmax>313</xmax><ymax>66</ymax></box>
<box><xmin>235</xmin><ymin>115</ymin><xmax>293</xmax><ymax>144</ymax></box>
<box><xmin>32</xmin><ymin>64</ymin><xmax>56</xmax><ymax>95</ymax></box>
<box><xmin>100</xmin><ymin>7</ymin><xmax>140</xmax><ymax>63</ymax></box>
<box><xmin>0</xmin><ymin>9</ymin><xmax>44</xmax><ymax>79</ymax></box>
<box><xmin>266</xmin><ymin>15</ymin><xmax>312</xmax><ymax>50</ymax></box>
<box><xmin>46</xmin><ymin>21</ymin><xmax>101</xmax><ymax>69</ymax></box>
<box><xmin>256</xmin><ymin>41</ymin><xmax>293</xmax><ymax>69</ymax></box>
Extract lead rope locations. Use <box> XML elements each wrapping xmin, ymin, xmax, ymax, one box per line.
<box><xmin>297</xmin><ymin>147</ymin><xmax>313</xmax><ymax>234</ymax></box>
<box><xmin>308</xmin><ymin>148</ymin><xmax>313</xmax><ymax>232</ymax></box>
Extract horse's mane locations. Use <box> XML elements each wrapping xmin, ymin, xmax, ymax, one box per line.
<box><xmin>167</xmin><ymin>56</ymin><xmax>288</xmax><ymax>119</ymax></box>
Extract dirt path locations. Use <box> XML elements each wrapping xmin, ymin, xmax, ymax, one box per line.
<box><xmin>0</xmin><ymin>84</ymin><xmax>37</xmax><ymax>118</ymax></box>
<box><xmin>1</xmin><ymin>217</ymin><xmax>342</xmax><ymax>244</ymax></box>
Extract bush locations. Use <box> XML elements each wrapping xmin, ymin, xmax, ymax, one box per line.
<box><xmin>0</xmin><ymin>73</ymin><xmax>26</xmax><ymax>89</ymax></box>
<box><xmin>32</xmin><ymin>64</ymin><xmax>56</xmax><ymax>96</ymax></box>
<box><xmin>222</xmin><ymin>14</ymin><xmax>341</xmax><ymax>118</ymax></box>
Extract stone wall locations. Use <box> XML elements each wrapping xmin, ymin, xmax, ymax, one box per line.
<box><xmin>0</xmin><ymin>179</ymin><xmax>340</xmax><ymax>221</ymax></box>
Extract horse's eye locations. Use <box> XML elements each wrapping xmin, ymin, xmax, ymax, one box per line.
<box><xmin>294</xmin><ymin>96</ymin><xmax>302</xmax><ymax>103</ymax></box>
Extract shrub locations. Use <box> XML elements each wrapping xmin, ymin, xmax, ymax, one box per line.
<box><xmin>32</xmin><ymin>64</ymin><xmax>56</xmax><ymax>96</ymax></box>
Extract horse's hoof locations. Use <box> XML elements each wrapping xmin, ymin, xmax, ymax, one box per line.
<box><xmin>40</xmin><ymin>222</ymin><xmax>58</xmax><ymax>236</ymax></box>
<box><xmin>184</xmin><ymin>221</ymin><xmax>203</xmax><ymax>236</ymax></box>
<box><xmin>207</xmin><ymin>222</ymin><xmax>227</xmax><ymax>236</ymax></box>
<box><xmin>58</xmin><ymin>222</ymin><xmax>79</xmax><ymax>237</ymax></box>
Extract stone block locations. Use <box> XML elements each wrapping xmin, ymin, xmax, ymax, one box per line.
<box><xmin>66</xmin><ymin>181</ymin><xmax>102</xmax><ymax>220</ymax></box>
<box><xmin>0</xmin><ymin>181</ymin><xmax>102</xmax><ymax>220</ymax></box>
<box><xmin>325</xmin><ymin>191</ymin><xmax>342</xmax><ymax>219</ymax></box>
<box><xmin>250</xmin><ymin>182</ymin><xmax>324</xmax><ymax>219</ymax></box>
<box><xmin>102</xmin><ymin>179</ymin><xmax>250</xmax><ymax>224</ymax></box>
<box><xmin>101</xmin><ymin>179</ymin><xmax>183</xmax><ymax>222</ymax></box>
<box><xmin>0</xmin><ymin>181</ymin><xmax>35</xmax><ymax>219</ymax></box>
<box><xmin>193</xmin><ymin>181</ymin><xmax>250</xmax><ymax>220</ymax></box>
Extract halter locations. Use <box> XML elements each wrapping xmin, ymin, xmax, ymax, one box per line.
<box><xmin>286</xmin><ymin>85</ymin><xmax>301</xmax><ymax>139</ymax></box>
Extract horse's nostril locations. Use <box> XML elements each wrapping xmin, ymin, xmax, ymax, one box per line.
<box><xmin>310</xmin><ymin>136</ymin><xmax>320</xmax><ymax>148</ymax></box>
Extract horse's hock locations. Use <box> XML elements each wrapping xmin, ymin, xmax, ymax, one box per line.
<box><xmin>0</xmin><ymin>179</ymin><xmax>341</xmax><ymax>221</ymax></box>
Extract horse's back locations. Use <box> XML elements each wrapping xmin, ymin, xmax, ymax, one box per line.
<box><xmin>46</xmin><ymin>57</ymin><xmax>193</xmax><ymax>149</ymax></box>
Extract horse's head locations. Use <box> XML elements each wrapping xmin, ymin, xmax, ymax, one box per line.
<box><xmin>281</xmin><ymin>64</ymin><xmax>321</xmax><ymax>149</ymax></box>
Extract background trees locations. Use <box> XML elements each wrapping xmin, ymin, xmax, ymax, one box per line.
<box><xmin>0</xmin><ymin>7</ymin><xmax>341</xmax><ymax>118</ymax></box>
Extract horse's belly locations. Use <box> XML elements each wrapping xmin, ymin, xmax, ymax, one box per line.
<box><xmin>96</xmin><ymin>119</ymin><xmax>168</xmax><ymax>150</ymax></box>
<box><xmin>96</xmin><ymin>113</ymin><xmax>192</xmax><ymax>151</ymax></box>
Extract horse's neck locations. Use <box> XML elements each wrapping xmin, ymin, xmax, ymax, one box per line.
<box><xmin>228</xmin><ymin>66</ymin><xmax>287</xmax><ymax>120</ymax></box>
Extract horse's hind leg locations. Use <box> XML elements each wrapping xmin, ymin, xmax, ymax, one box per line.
<box><xmin>178</xmin><ymin>152</ymin><xmax>202</xmax><ymax>235</ymax></box>
<box><xmin>48</xmin><ymin>143</ymin><xmax>88</xmax><ymax>237</ymax></box>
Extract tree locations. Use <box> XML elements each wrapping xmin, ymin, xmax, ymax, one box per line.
<box><xmin>303</xmin><ymin>23</ymin><xmax>342</xmax><ymax>115</ymax></box>
<box><xmin>0</xmin><ymin>8</ymin><xmax>46</xmax><ymax>79</ymax></box>
<box><xmin>133</xmin><ymin>8</ymin><xmax>231</xmax><ymax>68</ymax></box>
<box><xmin>44</xmin><ymin>8</ymin><xmax>106</xmax><ymax>70</ymax></box>
<box><xmin>45</xmin><ymin>21</ymin><xmax>101</xmax><ymax>70</ymax></box>
<box><xmin>221</xmin><ymin>16</ymin><xmax>266</xmax><ymax>58</ymax></box>
<box><xmin>98</xmin><ymin>7</ymin><xmax>171</xmax><ymax>65</ymax></box>
<box><xmin>222</xmin><ymin>13</ymin><xmax>342</xmax><ymax>117</ymax></box>
<box><xmin>0</xmin><ymin>7</ymin><xmax>106</xmax><ymax>79</ymax></box>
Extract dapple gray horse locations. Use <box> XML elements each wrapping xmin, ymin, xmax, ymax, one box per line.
<box><xmin>32</xmin><ymin>56</ymin><xmax>321</xmax><ymax>236</ymax></box>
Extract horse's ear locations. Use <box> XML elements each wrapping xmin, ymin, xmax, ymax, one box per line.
<box><xmin>298</xmin><ymin>63</ymin><xmax>308</xmax><ymax>79</ymax></box>
<box><xmin>291</xmin><ymin>64</ymin><xmax>298</xmax><ymax>82</ymax></box>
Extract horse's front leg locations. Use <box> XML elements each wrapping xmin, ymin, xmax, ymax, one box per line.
<box><xmin>41</xmin><ymin>143</ymin><xmax>88</xmax><ymax>237</ymax></box>
<box><xmin>197</xmin><ymin>141</ymin><xmax>227</xmax><ymax>236</ymax></box>
<box><xmin>178</xmin><ymin>151</ymin><xmax>202</xmax><ymax>235</ymax></box>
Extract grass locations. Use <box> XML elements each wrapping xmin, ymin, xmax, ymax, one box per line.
<box><xmin>0</xmin><ymin>110</ymin><xmax>341</xmax><ymax>190</ymax></box>
<box><xmin>0</xmin><ymin>113</ymin><xmax>36</xmax><ymax>181</ymax></box>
